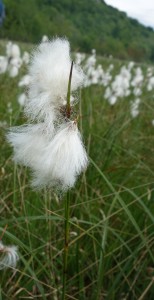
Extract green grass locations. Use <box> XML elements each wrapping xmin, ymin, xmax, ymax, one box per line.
<box><xmin>0</xmin><ymin>41</ymin><xmax>154</xmax><ymax>300</ymax></box>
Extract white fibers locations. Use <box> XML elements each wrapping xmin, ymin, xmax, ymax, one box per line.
<box><xmin>7</xmin><ymin>123</ymin><xmax>54</xmax><ymax>169</ymax></box>
<box><xmin>8</xmin><ymin>119</ymin><xmax>88</xmax><ymax>191</ymax></box>
<box><xmin>7</xmin><ymin>37</ymin><xmax>88</xmax><ymax>191</ymax></box>
<box><xmin>25</xmin><ymin>38</ymin><xmax>84</xmax><ymax>122</ymax></box>
<box><xmin>147</xmin><ymin>76</ymin><xmax>154</xmax><ymax>91</ymax></box>
<box><xmin>6</xmin><ymin>42</ymin><xmax>21</xmax><ymax>59</ymax></box>
<box><xmin>0</xmin><ymin>41</ymin><xmax>24</xmax><ymax>77</ymax></box>
<box><xmin>130</xmin><ymin>98</ymin><xmax>140</xmax><ymax>118</ymax></box>
<box><xmin>18</xmin><ymin>93</ymin><xmax>27</xmax><ymax>107</ymax></box>
<box><xmin>0</xmin><ymin>241</ymin><xmax>19</xmax><ymax>270</ymax></box>
<box><xmin>31</xmin><ymin>121</ymin><xmax>88</xmax><ymax>190</ymax></box>
<box><xmin>18</xmin><ymin>75</ymin><xmax>31</xmax><ymax>87</ymax></box>
<box><xmin>22</xmin><ymin>51</ymin><xmax>30</xmax><ymax>65</ymax></box>
<box><xmin>0</xmin><ymin>56</ymin><xmax>8</xmax><ymax>74</ymax></box>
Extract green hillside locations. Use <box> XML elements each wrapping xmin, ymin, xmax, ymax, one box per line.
<box><xmin>1</xmin><ymin>0</ymin><xmax>154</xmax><ymax>61</ymax></box>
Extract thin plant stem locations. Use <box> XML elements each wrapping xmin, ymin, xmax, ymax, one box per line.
<box><xmin>66</xmin><ymin>61</ymin><xmax>73</xmax><ymax>119</ymax></box>
<box><xmin>62</xmin><ymin>61</ymin><xmax>73</xmax><ymax>300</ymax></box>
<box><xmin>62</xmin><ymin>191</ymin><xmax>70</xmax><ymax>300</ymax></box>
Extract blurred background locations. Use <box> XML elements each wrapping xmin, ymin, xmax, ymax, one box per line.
<box><xmin>0</xmin><ymin>0</ymin><xmax>154</xmax><ymax>62</ymax></box>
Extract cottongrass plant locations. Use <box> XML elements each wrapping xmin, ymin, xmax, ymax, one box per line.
<box><xmin>7</xmin><ymin>37</ymin><xmax>89</xmax><ymax>299</ymax></box>
<box><xmin>0</xmin><ymin>241</ymin><xmax>19</xmax><ymax>270</ymax></box>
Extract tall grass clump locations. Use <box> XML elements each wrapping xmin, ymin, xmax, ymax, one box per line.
<box><xmin>0</xmin><ymin>38</ymin><xmax>154</xmax><ymax>299</ymax></box>
<box><xmin>6</xmin><ymin>38</ymin><xmax>88</xmax><ymax>299</ymax></box>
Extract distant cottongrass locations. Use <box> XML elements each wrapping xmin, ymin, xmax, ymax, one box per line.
<box><xmin>0</xmin><ymin>241</ymin><xmax>19</xmax><ymax>270</ymax></box>
<box><xmin>0</xmin><ymin>56</ymin><xmax>8</xmax><ymax>74</ymax></box>
<box><xmin>130</xmin><ymin>98</ymin><xmax>140</xmax><ymax>118</ymax></box>
<box><xmin>18</xmin><ymin>93</ymin><xmax>27</xmax><ymax>107</ymax></box>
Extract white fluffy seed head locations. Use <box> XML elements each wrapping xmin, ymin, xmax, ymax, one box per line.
<box><xmin>8</xmin><ymin>65</ymin><xmax>19</xmax><ymax>78</ymax></box>
<box><xmin>24</xmin><ymin>92</ymin><xmax>60</xmax><ymax>123</ymax></box>
<box><xmin>18</xmin><ymin>74</ymin><xmax>31</xmax><ymax>87</ymax></box>
<box><xmin>25</xmin><ymin>38</ymin><xmax>84</xmax><ymax>121</ymax></box>
<box><xmin>31</xmin><ymin>121</ymin><xmax>89</xmax><ymax>190</ymax></box>
<box><xmin>0</xmin><ymin>241</ymin><xmax>19</xmax><ymax>270</ymax></box>
<box><xmin>7</xmin><ymin>121</ymin><xmax>88</xmax><ymax>191</ymax></box>
<box><xmin>22</xmin><ymin>51</ymin><xmax>30</xmax><ymax>65</ymax></box>
<box><xmin>7</xmin><ymin>123</ymin><xmax>54</xmax><ymax>169</ymax></box>
<box><xmin>0</xmin><ymin>56</ymin><xmax>8</xmax><ymax>74</ymax></box>
<box><xmin>18</xmin><ymin>93</ymin><xmax>27</xmax><ymax>107</ymax></box>
<box><xmin>6</xmin><ymin>42</ymin><xmax>20</xmax><ymax>59</ymax></box>
<box><xmin>130</xmin><ymin>98</ymin><xmax>140</xmax><ymax>118</ymax></box>
<box><xmin>7</xmin><ymin>37</ymin><xmax>88</xmax><ymax>192</ymax></box>
<box><xmin>30</xmin><ymin>38</ymin><xmax>83</xmax><ymax>95</ymax></box>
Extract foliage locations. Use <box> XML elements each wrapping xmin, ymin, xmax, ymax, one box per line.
<box><xmin>0</xmin><ymin>0</ymin><xmax>154</xmax><ymax>62</ymax></box>
<box><xmin>0</xmin><ymin>41</ymin><xmax>154</xmax><ymax>299</ymax></box>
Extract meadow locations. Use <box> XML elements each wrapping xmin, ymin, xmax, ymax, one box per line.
<box><xmin>0</xmin><ymin>38</ymin><xmax>154</xmax><ymax>300</ymax></box>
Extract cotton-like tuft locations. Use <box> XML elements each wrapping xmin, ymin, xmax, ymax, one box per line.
<box><xmin>7</xmin><ymin>123</ymin><xmax>54</xmax><ymax>169</ymax></box>
<box><xmin>25</xmin><ymin>91</ymin><xmax>59</xmax><ymax>122</ymax></box>
<box><xmin>31</xmin><ymin>121</ymin><xmax>88</xmax><ymax>190</ymax></box>
<box><xmin>8</xmin><ymin>65</ymin><xmax>19</xmax><ymax>78</ymax></box>
<box><xmin>6</xmin><ymin>42</ymin><xmax>20</xmax><ymax>59</ymax></box>
<box><xmin>130</xmin><ymin>98</ymin><xmax>140</xmax><ymax>118</ymax></box>
<box><xmin>7</xmin><ymin>37</ymin><xmax>88</xmax><ymax>192</ymax></box>
<box><xmin>18</xmin><ymin>93</ymin><xmax>27</xmax><ymax>107</ymax></box>
<box><xmin>0</xmin><ymin>241</ymin><xmax>19</xmax><ymax>270</ymax></box>
<box><xmin>0</xmin><ymin>56</ymin><xmax>8</xmax><ymax>74</ymax></box>
<box><xmin>22</xmin><ymin>51</ymin><xmax>30</xmax><ymax>65</ymax></box>
<box><xmin>18</xmin><ymin>75</ymin><xmax>31</xmax><ymax>87</ymax></box>
<box><xmin>25</xmin><ymin>38</ymin><xmax>84</xmax><ymax>121</ymax></box>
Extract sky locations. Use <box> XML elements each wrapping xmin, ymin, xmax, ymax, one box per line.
<box><xmin>104</xmin><ymin>0</ymin><xmax>154</xmax><ymax>28</ymax></box>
